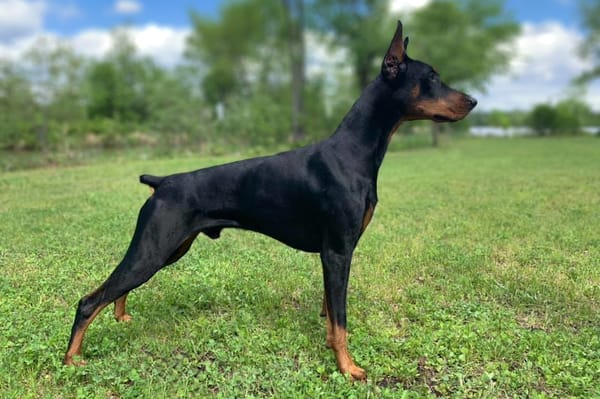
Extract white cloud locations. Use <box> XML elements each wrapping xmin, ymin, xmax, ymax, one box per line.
<box><xmin>0</xmin><ymin>24</ymin><xmax>189</xmax><ymax>68</ymax></box>
<box><xmin>114</xmin><ymin>0</ymin><xmax>141</xmax><ymax>15</ymax></box>
<box><xmin>129</xmin><ymin>25</ymin><xmax>189</xmax><ymax>66</ymax></box>
<box><xmin>508</xmin><ymin>22</ymin><xmax>589</xmax><ymax>80</ymax></box>
<box><xmin>0</xmin><ymin>0</ymin><xmax>46</xmax><ymax>42</ymax></box>
<box><xmin>0</xmin><ymin>34</ymin><xmax>38</xmax><ymax>59</ymax></box>
<box><xmin>389</xmin><ymin>0</ymin><xmax>431</xmax><ymax>13</ymax></box>
<box><xmin>73</xmin><ymin>25</ymin><xmax>190</xmax><ymax>67</ymax></box>
<box><xmin>474</xmin><ymin>22</ymin><xmax>600</xmax><ymax>111</ymax></box>
<box><xmin>69</xmin><ymin>29</ymin><xmax>113</xmax><ymax>59</ymax></box>
<box><xmin>68</xmin><ymin>25</ymin><xmax>189</xmax><ymax>66</ymax></box>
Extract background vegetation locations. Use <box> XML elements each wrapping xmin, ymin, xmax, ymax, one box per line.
<box><xmin>0</xmin><ymin>0</ymin><xmax>600</xmax><ymax>170</ymax></box>
<box><xmin>2</xmin><ymin>0</ymin><xmax>597</xmax><ymax>172</ymax></box>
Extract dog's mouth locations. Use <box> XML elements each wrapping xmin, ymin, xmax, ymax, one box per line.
<box><xmin>433</xmin><ymin>114</ymin><xmax>456</xmax><ymax>123</ymax></box>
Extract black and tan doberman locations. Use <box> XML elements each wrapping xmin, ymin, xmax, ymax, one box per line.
<box><xmin>64</xmin><ymin>21</ymin><xmax>476</xmax><ymax>380</ymax></box>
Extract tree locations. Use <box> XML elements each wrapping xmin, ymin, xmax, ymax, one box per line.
<box><xmin>555</xmin><ymin>98</ymin><xmax>592</xmax><ymax>133</ymax></box>
<box><xmin>145</xmin><ymin>65</ymin><xmax>208</xmax><ymax>142</ymax></box>
<box><xmin>528</xmin><ymin>104</ymin><xmax>558</xmax><ymax>136</ymax></box>
<box><xmin>0</xmin><ymin>60</ymin><xmax>36</xmax><ymax>149</ymax></box>
<box><xmin>408</xmin><ymin>0</ymin><xmax>520</xmax><ymax>145</ymax></box>
<box><xmin>577</xmin><ymin>0</ymin><xmax>600</xmax><ymax>82</ymax></box>
<box><xmin>87</xmin><ymin>29</ymin><xmax>163</xmax><ymax>125</ymax></box>
<box><xmin>186</xmin><ymin>0</ymin><xmax>308</xmax><ymax>143</ymax></box>
<box><xmin>282</xmin><ymin>0</ymin><xmax>306</xmax><ymax>142</ymax></box>
<box><xmin>22</xmin><ymin>37</ymin><xmax>86</xmax><ymax>153</ymax></box>
<box><xmin>87</xmin><ymin>60</ymin><xmax>118</xmax><ymax>120</ymax></box>
<box><xmin>409</xmin><ymin>1</ymin><xmax>518</xmax><ymax>90</ymax></box>
<box><xmin>186</xmin><ymin>1</ymin><xmax>278</xmax><ymax>106</ymax></box>
<box><xmin>528</xmin><ymin>99</ymin><xmax>591</xmax><ymax>136</ymax></box>
<box><xmin>488</xmin><ymin>110</ymin><xmax>512</xmax><ymax>129</ymax></box>
<box><xmin>311</xmin><ymin>0</ymin><xmax>390</xmax><ymax>91</ymax></box>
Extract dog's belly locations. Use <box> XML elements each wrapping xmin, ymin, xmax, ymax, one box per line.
<box><xmin>246</xmin><ymin>221</ymin><xmax>322</xmax><ymax>253</ymax></box>
<box><xmin>199</xmin><ymin>206</ymin><xmax>323</xmax><ymax>253</ymax></box>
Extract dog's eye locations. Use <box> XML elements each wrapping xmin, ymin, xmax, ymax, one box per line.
<box><xmin>429</xmin><ymin>73</ymin><xmax>439</xmax><ymax>83</ymax></box>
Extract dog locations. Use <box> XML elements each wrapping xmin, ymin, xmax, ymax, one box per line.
<box><xmin>64</xmin><ymin>21</ymin><xmax>476</xmax><ymax>380</ymax></box>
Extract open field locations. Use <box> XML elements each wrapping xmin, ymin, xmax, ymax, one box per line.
<box><xmin>1</xmin><ymin>137</ymin><xmax>599</xmax><ymax>398</ymax></box>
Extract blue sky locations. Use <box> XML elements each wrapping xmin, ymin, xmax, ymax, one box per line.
<box><xmin>505</xmin><ymin>0</ymin><xmax>579</xmax><ymax>26</ymax></box>
<box><xmin>1</xmin><ymin>0</ymin><xmax>598</xmax><ymax>111</ymax></box>
<box><xmin>41</xmin><ymin>1</ymin><xmax>581</xmax><ymax>35</ymax></box>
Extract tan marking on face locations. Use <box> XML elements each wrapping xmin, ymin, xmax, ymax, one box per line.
<box><xmin>411</xmin><ymin>84</ymin><xmax>420</xmax><ymax>99</ymax></box>
<box><xmin>416</xmin><ymin>98</ymin><xmax>454</xmax><ymax>116</ymax></box>
<box><xmin>408</xmin><ymin>91</ymin><xmax>474</xmax><ymax>122</ymax></box>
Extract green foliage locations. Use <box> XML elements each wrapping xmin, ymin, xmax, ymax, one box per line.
<box><xmin>215</xmin><ymin>87</ymin><xmax>292</xmax><ymax>147</ymax></box>
<box><xmin>144</xmin><ymin>66</ymin><xmax>208</xmax><ymax>139</ymax></box>
<box><xmin>311</xmin><ymin>0</ymin><xmax>392</xmax><ymax>90</ymax></box>
<box><xmin>86</xmin><ymin>61</ymin><xmax>119</xmax><ymax>120</ymax></box>
<box><xmin>17</xmin><ymin>37</ymin><xmax>87</xmax><ymax>151</ymax></box>
<box><xmin>528</xmin><ymin>104</ymin><xmax>558</xmax><ymax>136</ymax></box>
<box><xmin>1</xmin><ymin>0</ymin><xmax>595</xmax><ymax>158</ymax></box>
<box><xmin>87</xmin><ymin>30</ymin><xmax>163</xmax><ymax>125</ymax></box>
<box><xmin>1</xmin><ymin>138</ymin><xmax>599</xmax><ymax>397</ymax></box>
<box><xmin>528</xmin><ymin>99</ymin><xmax>593</xmax><ymax>136</ymax></box>
<box><xmin>471</xmin><ymin>109</ymin><xmax>530</xmax><ymax>127</ymax></box>
<box><xmin>0</xmin><ymin>61</ymin><xmax>37</xmax><ymax>149</ymax></box>
<box><xmin>487</xmin><ymin>110</ymin><xmax>512</xmax><ymax>129</ymax></box>
<box><xmin>212</xmin><ymin>80</ymin><xmax>332</xmax><ymax>149</ymax></box>
<box><xmin>577</xmin><ymin>0</ymin><xmax>600</xmax><ymax>82</ymax></box>
<box><xmin>186</xmin><ymin>0</ymin><xmax>284</xmax><ymax>106</ymax></box>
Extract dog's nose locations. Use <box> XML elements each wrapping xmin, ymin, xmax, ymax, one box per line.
<box><xmin>466</xmin><ymin>95</ymin><xmax>477</xmax><ymax>109</ymax></box>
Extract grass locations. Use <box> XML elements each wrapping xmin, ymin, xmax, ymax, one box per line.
<box><xmin>1</xmin><ymin>137</ymin><xmax>599</xmax><ymax>398</ymax></box>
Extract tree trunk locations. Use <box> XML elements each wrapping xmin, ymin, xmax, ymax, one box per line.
<box><xmin>432</xmin><ymin>123</ymin><xmax>442</xmax><ymax>147</ymax></box>
<box><xmin>356</xmin><ymin>62</ymin><xmax>371</xmax><ymax>91</ymax></box>
<box><xmin>37</xmin><ymin>111</ymin><xmax>49</xmax><ymax>155</ymax></box>
<box><xmin>283</xmin><ymin>0</ymin><xmax>306</xmax><ymax>143</ymax></box>
<box><xmin>356</xmin><ymin>51</ymin><xmax>376</xmax><ymax>90</ymax></box>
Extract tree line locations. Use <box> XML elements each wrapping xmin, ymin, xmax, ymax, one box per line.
<box><xmin>1</xmin><ymin>0</ymin><xmax>596</xmax><ymax>159</ymax></box>
<box><xmin>471</xmin><ymin>99</ymin><xmax>600</xmax><ymax>136</ymax></box>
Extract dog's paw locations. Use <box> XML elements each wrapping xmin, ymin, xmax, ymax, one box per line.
<box><xmin>115</xmin><ymin>313</ymin><xmax>133</xmax><ymax>322</ymax></box>
<box><xmin>343</xmin><ymin>364</ymin><xmax>367</xmax><ymax>381</ymax></box>
<box><xmin>63</xmin><ymin>355</ymin><xmax>87</xmax><ymax>367</ymax></box>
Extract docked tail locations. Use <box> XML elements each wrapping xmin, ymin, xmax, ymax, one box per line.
<box><xmin>140</xmin><ymin>174</ymin><xmax>165</xmax><ymax>189</ymax></box>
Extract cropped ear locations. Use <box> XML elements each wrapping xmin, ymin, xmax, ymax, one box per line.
<box><xmin>382</xmin><ymin>21</ymin><xmax>407</xmax><ymax>80</ymax></box>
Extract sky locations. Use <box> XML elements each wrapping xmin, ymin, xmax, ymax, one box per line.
<box><xmin>1</xmin><ymin>0</ymin><xmax>599</xmax><ymax>112</ymax></box>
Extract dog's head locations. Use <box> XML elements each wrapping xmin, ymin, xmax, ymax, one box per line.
<box><xmin>381</xmin><ymin>21</ymin><xmax>477</xmax><ymax>122</ymax></box>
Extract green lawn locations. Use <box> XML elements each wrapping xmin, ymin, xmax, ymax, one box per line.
<box><xmin>1</xmin><ymin>137</ymin><xmax>599</xmax><ymax>398</ymax></box>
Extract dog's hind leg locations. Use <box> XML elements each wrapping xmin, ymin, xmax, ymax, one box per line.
<box><xmin>111</xmin><ymin>230</ymin><xmax>199</xmax><ymax>324</ymax></box>
<box><xmin>64</xmin><ymin>198</ymin><xmax>198</xmax><ymax>366</ymax></box>
<box><xmin>114</xmin><ymin>294</ymin><xmax>132</xmax><ymax>322</ymax></box>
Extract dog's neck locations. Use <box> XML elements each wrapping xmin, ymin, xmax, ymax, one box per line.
<box><xmin>330</xmin><ymin>76</ymin><xmax>405</xmax><ymax>178</ymax></box>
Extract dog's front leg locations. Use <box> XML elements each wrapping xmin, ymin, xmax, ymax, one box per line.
<box><xmin>320</xmin><ymin>246</ymin><xmax>366</xmax><ymax>380</ymax></box>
